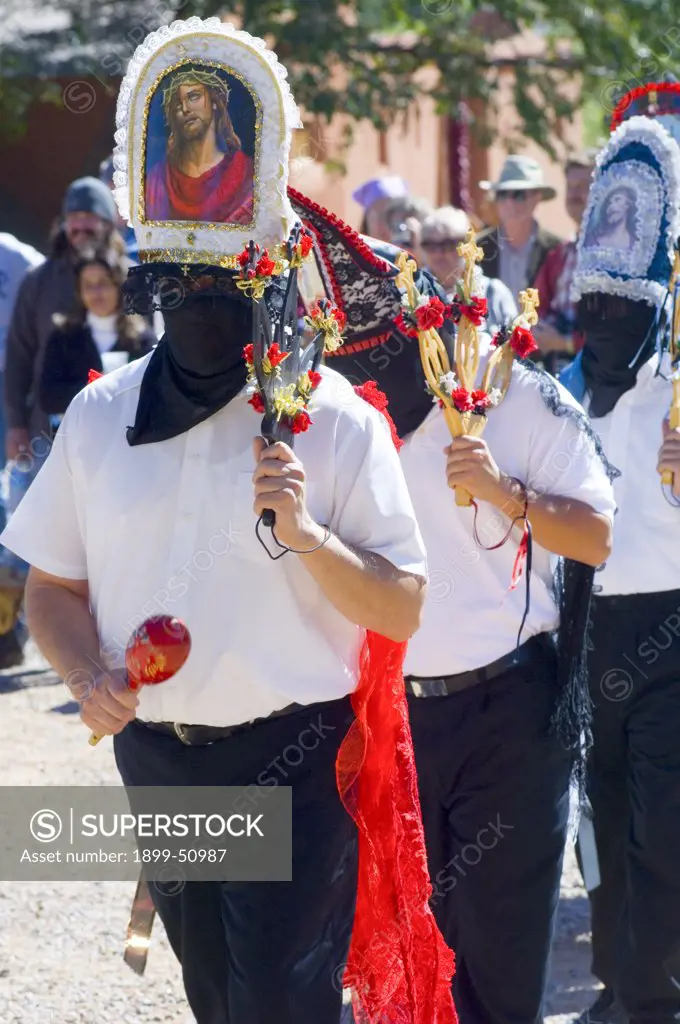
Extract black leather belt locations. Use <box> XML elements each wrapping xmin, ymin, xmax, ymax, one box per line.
<box><xmin>138</xmin><ymin>702</ymin><xmax>304</xmax><ymax>746</ymax></box>
<box><xmin>405</xmin><ymin>633</ymin><xmax>553</xmax><ymax>698</ymax></box>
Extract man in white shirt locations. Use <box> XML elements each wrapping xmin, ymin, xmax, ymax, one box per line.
<box><xmin>326</xmin><ymin>218</ymin><xmax>615</xmax><ymax>1021</ymax></box>
<box><xmin>0</xmin><ymin>21</ymin><xmax>453</xmax><ymax>1024</ymax></box>
<box><xmin>562</xmin><ymin>111</ymin><xmax>680</xmax><ymax>1024</ymax></box>
<box><xmin>399</xmin><ymin>341</ymin><xmax>614</xmax><ymax>1024</ymax></box>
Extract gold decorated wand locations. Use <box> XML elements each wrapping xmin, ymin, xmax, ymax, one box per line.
<box><xmin>397</xmin><ymin>227</ymin><xmax>540</xmax><ymax>506</ymax></box>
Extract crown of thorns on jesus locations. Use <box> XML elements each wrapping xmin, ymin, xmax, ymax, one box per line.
<box><xmin>162</xmin><ymin>67</ymin><xmax>231</xmax><ymax>121</ymax></box>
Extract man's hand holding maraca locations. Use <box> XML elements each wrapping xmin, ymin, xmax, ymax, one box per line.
<box><xmin>78</xmin><ymin>668</ymin><xmax>139</xmax><ymax>737</ymax></box>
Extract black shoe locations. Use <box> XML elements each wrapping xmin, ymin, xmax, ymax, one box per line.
<box><xmin>575</xmin><ymin>988</ymin><xmax>628</xmax><ymax>1024</ymax></box>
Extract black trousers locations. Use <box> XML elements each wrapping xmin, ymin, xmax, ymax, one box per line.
<box><xmin>408</xmin><ymin>638</ymin><xmax>571</xmax><ymax>1024</ymax></box>
<box><xmin>579</xmin><ymin>589</ymin><xmax>680</xmax><ymax>1024</ymax></box>
<box><xmin>114</xmin><ymin>697</ymin><xmax>357</xmax><ymax>1024</ymax></box>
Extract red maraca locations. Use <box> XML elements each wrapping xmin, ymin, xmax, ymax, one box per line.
<box><xmin>88</xmin><ymin>615</ymin><xmax>191</xmax><ymax>746</ymax></box>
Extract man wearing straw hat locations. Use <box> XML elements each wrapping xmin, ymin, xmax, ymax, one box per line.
<box><xmin>478</xmin><ymin>154</ymin><xmax>562</xmax><ymax>298</ymax></box>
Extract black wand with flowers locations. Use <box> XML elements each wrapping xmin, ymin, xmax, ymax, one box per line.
<box><xmin>243</xmin><ymin>226</ymin><xmax>325</xmax><ymax>533</ymax></box>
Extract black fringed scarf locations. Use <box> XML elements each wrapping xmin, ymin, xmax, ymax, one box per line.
<box><xmin>519</xmin><ymin>360</ymin><xmax>620</xmax><ymax>798</ymax></box>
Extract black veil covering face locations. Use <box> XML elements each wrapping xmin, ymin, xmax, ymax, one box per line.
<box><xmin>579</xmin><ymin>295</ymin><xmax>658</xmax><ymax>418</ymax></box>
<box><xmin>124</xmin><ymin>268</ymin><xmax>275</xmax><ymax>445</ymax></box>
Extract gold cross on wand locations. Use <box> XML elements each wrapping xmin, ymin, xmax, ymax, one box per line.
<box><xmin>517</xmin><ymin>288</ymin><xmax>540</xmax><ymax>327</ymax></box>
<box><xmin>395</xmin><ymin>251</ymin><xmax>459</xmax><ymax>438</ymax></box>
<box><xmin>457</xmin><ymin>232</ymin><xmax>484</xmax><ymax>303</ymax></box>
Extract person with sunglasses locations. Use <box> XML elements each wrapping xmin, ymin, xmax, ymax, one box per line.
<box><xmin>477</xmin><ymin>156</ymin><xmax>562</xmax><ymax>300</ymax></box>
<box><xmin>420</xmin><ymin>206</ymin><xmax>518</xmax><ymax>333</ymax></box>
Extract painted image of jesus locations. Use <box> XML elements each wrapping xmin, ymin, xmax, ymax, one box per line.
<box><xmin>584</xmin><ymin>185</ymin><xmax>639</xmax><ymax>252</ymax></box>
<box><xmin>145</xmin><ymin>66</ymin><xmax>254</xmax><ymax>224</ymax></box>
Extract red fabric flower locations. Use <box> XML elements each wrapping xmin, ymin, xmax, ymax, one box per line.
<box><xmin>415</xmin><ymin>296</ymin><xmax>447</xmax><ymax>331</ymax></box>
<box><xmin>353</xmin><ymin>380</ymin><xmax>403</xmax><ymax>452</ymax></box>
<box><xmin>255</xmin><ymin>250</ymin><xmax>276</xmax><ymax>277</ymax></box>
<box><xmin>509</xmin><ymin>324</ymin><xmax>538</xmax><ymax>358</ymax></box>
<box><xmin>395</xmin><ymin>311</ymin><xmax>418</xmax><ymax>339</ymax></box>
<box><xmin>87</xmin><ymin>369</ymin><xmax>104</xmax><ymax>384</ymax></box>
<box><xmin>310</xmin><ymin>301</ymin><xmax>346</xmax><ymax>331</ymax></box>
<box><xmin>299</xmin><ymin>232</ymin><xmax>314</xmax><ymax>257</ymax></box>
<box><xmin>491</xmin><ymin>330</ymin><xmax>504</xmax><ymax>348</ymax></box>
<box><xmin>243</xmin><ymin>343</ymin><xmax>254</xmax><ymax>365</ymax></box>
<box><xmin>291</xmin><ymin>410</ymin><xmax>313</xmax><ymax>433</ymax></box>
<box><xmin>237</xmin><ymin>245</ymin><xmax>253</xmax><ymax>268</ymax></box>
<box><xmin>471</xmin><ymin>389</ymin><xmax>492</xmax><ymax>409</ymax></box>
<box><xmin>267</xmin><ymin>343</ymin><xmax>288</xmax><ymax>368</ymax></box>
<box><xmin>308</xmin><ymin>370</ymin><xmax>322</xmax><ymax>388</ymax></box>
<box><xmin>332</xmin><ymin>307</ymin><xmax>347</xmax><ymax>331</ymax></box>
<box><xmin>459</xmin><ymin>297</ymin><xmax>488</xmax><ymax>325</ymax></box>
<box><xmin>451</xmin><ymin>387</ymin><xmax>474</xmax><ymax>412</ymax></box>
<box><xmin>247</xmin><ymin>393</ymin><xmax>265</xmax><ymax>413</ymax></box>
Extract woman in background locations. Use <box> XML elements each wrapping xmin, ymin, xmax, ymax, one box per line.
<box><xmin>40</xmin><ymin>254</ymin><xmax>155</xmax><ymax>417</ymax></box>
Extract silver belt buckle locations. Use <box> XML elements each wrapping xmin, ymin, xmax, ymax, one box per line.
<box><xmin>409</xmin><ymin>678</ymin><xmax>448</xmax><ymax>698</ymax></box>
<box><xmin>173</xmin><ymin>723</ymin><xmax>191</xmax><ymax>745</ymax></box>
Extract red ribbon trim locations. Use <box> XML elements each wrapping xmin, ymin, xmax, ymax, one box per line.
<box><xmin>610</xmin><ymin>82</ymin><xmax>680</xmax><ymax>132</ymax></box>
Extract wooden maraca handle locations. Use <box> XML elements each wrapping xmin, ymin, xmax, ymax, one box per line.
<box><xmin>455</xmin><ymin>486</ymin><xmax>474</xmax><ymax>507</ymax></box>
<box><xmin>662</xmin><ymin>469</ymin><xmax>674</xmax><ymax>486</ymax></box>
<box><xmin>88</xmin><ymin>678</ymin><xmax>140</xmax><ymax>748</ymax></box>
<box><xmin>88</xmin><ymin>616</ymin><xmax>191</xmax><ymax>749</ymax></box>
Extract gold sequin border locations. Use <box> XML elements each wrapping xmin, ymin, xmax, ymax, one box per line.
<box><xmin>139</xmin><ymin>249</ymin><xmax>240</xmax><ymax>268</ymax></box>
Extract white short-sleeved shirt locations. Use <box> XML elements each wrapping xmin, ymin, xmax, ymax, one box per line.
<box><xmin>1</xmin><ymin>359</ymin><xmax>426</xmax><ymax>726</ymax></box>
<box><xmin>401</xmin><ymin>360</ymin><xmax>616</xmax><ymax>676</ymax></box>
<box><xmin>585</xmin><ymin>353</ymin><xmax>680</xmax><ymax>596</ymax></box>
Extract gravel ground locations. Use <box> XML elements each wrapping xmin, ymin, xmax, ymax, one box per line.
<box><xmin>0</xmin><ymin>644</ymin><xmax>599</xmax><ymax>1023</ymax></box>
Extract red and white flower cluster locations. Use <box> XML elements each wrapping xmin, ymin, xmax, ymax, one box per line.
<box><xmin>491</xmin><ymin>319</ymin><xmax>539</xmax><ymax>359</ymax></box>
<box><xmin>436</xmin><ymin>371</ymin><xmax>502</xmax><ymax>416</ymax></box>
<box><xmin>395</xmin><ymin>294</ymin><xmax>449</xmax><ymax>338</ymax></box>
